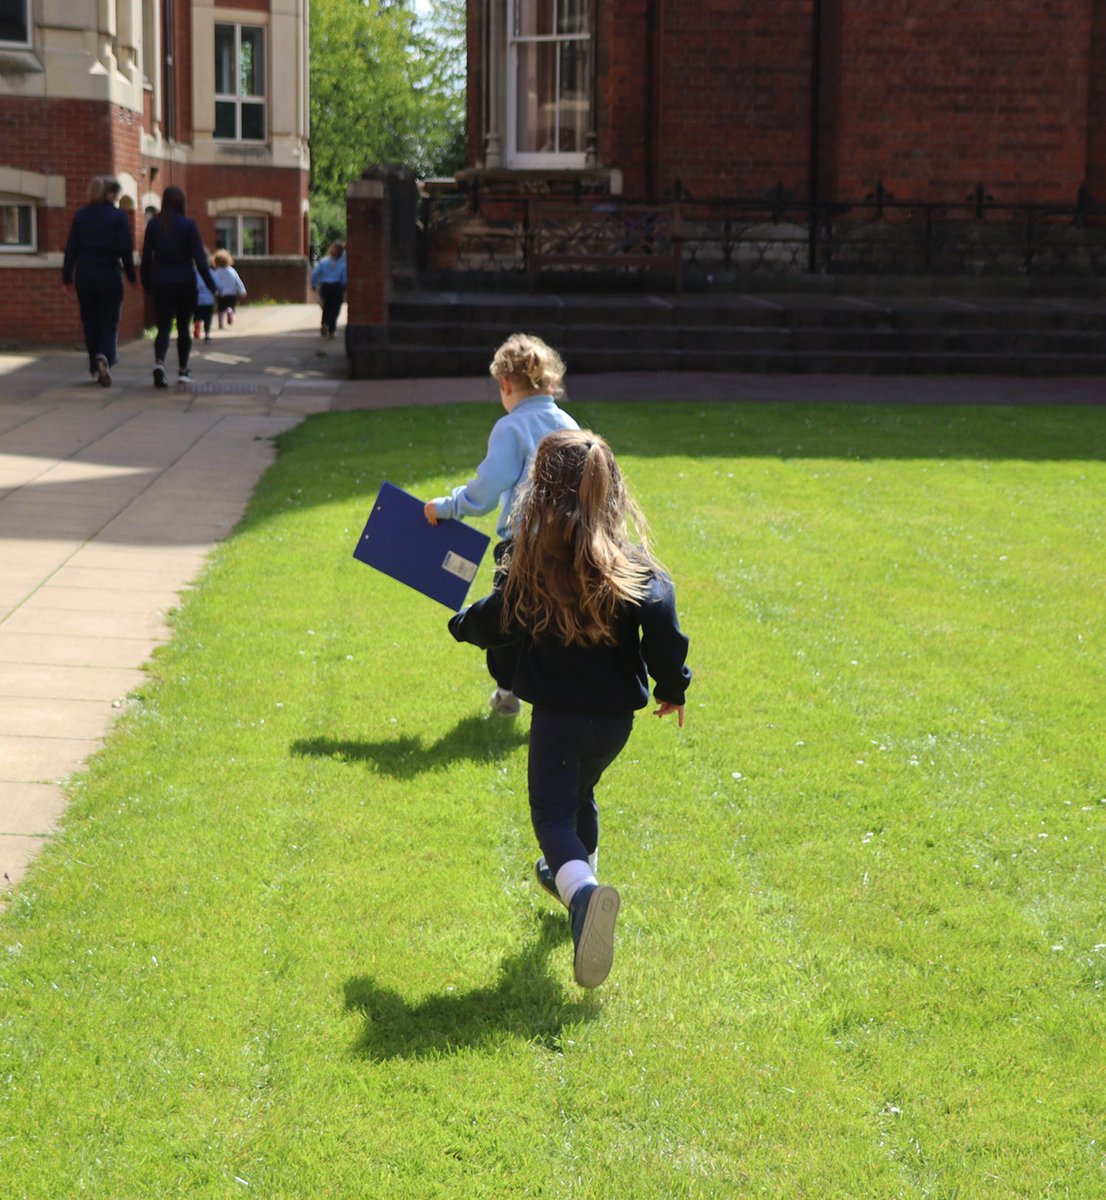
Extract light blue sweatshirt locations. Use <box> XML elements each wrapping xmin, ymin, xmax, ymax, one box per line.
<box><xmin>431</xmin><ymin>394</ymin><xmax>579</xmax><ymax>539</ymax></box>
<box><xmin>311</xmin><ymin>253</ymin><xmax>347</xmax><ymax>287</ymax></box>
<box><xmin>194</xmin><ymin>265</ymin><xmax>214</xmax><ymax>307</ymax></box>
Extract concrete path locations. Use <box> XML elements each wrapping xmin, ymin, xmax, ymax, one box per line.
<box><xmin>1</xmin><ymin>302</ymin><xmax>1103</xmax><ymax>893</ymax></box>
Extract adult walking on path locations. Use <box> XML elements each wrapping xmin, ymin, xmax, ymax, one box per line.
<box><xmin>311</xmin><ymin>241</ymin><xmax>348</xmax><ymax>339</ymax></box>
<box><xmin>140</xmin><ymin>186</ymin><xmax>217</xmax><ymax>389</ymax></box>
<box><xmin>61</xmin><ymin>176</ymin><xmax>136</xmax><ymax>389</ymax></box>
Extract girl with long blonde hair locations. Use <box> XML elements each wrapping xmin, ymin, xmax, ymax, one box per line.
<box><xmin>449</xmin><ymin>429</ymin><xmax>691</xmax><ymax>988</ymax></box>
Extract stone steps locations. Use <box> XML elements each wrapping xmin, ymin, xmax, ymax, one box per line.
<box><xmin>347</xmin><ymin>291</ymin><xmax>1106</xmax><ymax>377</ymax></box>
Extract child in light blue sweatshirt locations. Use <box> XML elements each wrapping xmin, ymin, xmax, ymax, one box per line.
<box><xmin>425</xmin><ymin>333</ymin><xmax>578</xmax><ymax>715</ymax></box>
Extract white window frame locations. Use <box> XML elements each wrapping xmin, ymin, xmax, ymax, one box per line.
<box><xmin>0</xmin><ymin>197</ymin><xmax>36</xmax><ymax>254</ymax></box>
<box><xmin>215</xmin><ymin>214</ymin><xmax>268</xmax><ymax>257</ymax></box>
<box><xmin>0</xmin><ymin>0</ymin><xmax>31</xmax><ymax>48</ymax></box>
<box><xmin>214</xmin><ymin>22</ymin><xmax>266</xmax><ymax>143</ymax></box>
<box><xmin>506</xmin><ymin>0</ymin><xmax>591</xmax><ymax>169</ymax></box>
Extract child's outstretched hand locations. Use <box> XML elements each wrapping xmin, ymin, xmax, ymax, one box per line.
<box><xmin>423</xmin><ymin>501</ymin><xmax>439</xmax><ymax>526</ymax></box>
<box><xmin>654</xmin><ymin>701</ymin><xmax>685</xmax><ymax>727</ymax></box>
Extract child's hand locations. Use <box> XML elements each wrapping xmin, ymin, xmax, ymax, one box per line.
<box><xmin>654</xmin><ymin>701</ymin><xmax>685</xmax><ymax>727</ymax></box>
<box><xmin>423</xmin><ymin>501</ymin><xmax>439</xmax><ymax>526</ymax></box>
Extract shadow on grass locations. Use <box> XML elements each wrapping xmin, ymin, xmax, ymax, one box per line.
<box><xmin>344</xmin><ymin>911</ymin><xmax>599</xmax><ymax>1060</ymax></box>
<box><xmin>291</xmin><ymin>713</ymin><xmax>528</xmax><ymax>778</ymax></box>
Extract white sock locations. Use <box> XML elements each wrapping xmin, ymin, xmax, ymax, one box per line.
<box><xmin>555</xmin><ymin>859</ymin><xmax>597</xmax><ymax>907</ymax></box>
<box><xmin>588</xmin><ymin>849</ymin><xmax>598</xmax><ymax>875</ymax></box>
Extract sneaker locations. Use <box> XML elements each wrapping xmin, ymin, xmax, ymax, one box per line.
<box><xmin>192</xmin><ymin>321</ymin><xmax>202</xmax><ymax>339</ymax></box>
<box><xmin>489</xmin><ymin>687</ymin><xmax>521</xmax><ymax>717</ymax></box>
<box><xmin>178</xmin><ymin>368</ymin><xmax>193</xmax><ymax>384</ymax></box>
<box><xmin>535</xmin><ymin>857</ymin><xmax>565</xmax><ymax>906</ymax></box>
<box><xmin>569</xmin><ymin>883</ymin><xmax>620</xmax><ymax>988</ymax></box>
<box><xmin>153</xmin><ymin>363</ymin><xmax>167</xmax><ymax>389</ymax></box>
<box><xmin>94</xmin><ymin>354</ymin><xmax>111</xmax><ymax>387</ymax></box>
<box><xmin>204</xmin><ymin>336</ymin><xmax>213</xmax><ymax>345</ymax></box>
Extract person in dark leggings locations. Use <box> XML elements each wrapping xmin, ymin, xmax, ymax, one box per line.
<box><xmin>61</xmin><ymin>176</ymin><xmax>136</xmax><ymax>387</ymax></box>
<box><xmin>448</xmin><ymin>430</ymin><xmax>692</xmax><ymax>989</ymax></box>
<box><xmin>140</xmin><ymin>186</ymin><xmax>217</xmax><ymax>388</ymax></box>
<box><xmin>311</xmin><ymin>241</ymin><xmax>347</xmax><ymax>338</ymax></box>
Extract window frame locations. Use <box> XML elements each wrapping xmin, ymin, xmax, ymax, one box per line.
<box><xmin>214</xmin><ymin>213</ymin><xmax>268</xmax><ymax>258</ymax></box>
<box><xmin>213</xmin><ymin>22</ymin><xmax>267</xmax><ymax>143</ymax></box>
<box><xmin>0</xmin><ymin>0</ymin><xmax>31</xmax><ymax>48</ymax></box>
<box><xmin>0</xmin><ymin>198</ymin><xmax>37</xmax><ymax>254</ymax></box>
<box><xmin>506</xmin><ymin>0</ymin><xmax>592</xmax><ymax>169</ymax></box>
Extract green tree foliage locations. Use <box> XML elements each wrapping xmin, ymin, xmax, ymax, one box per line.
<box><xmin>310</xmin><ymin>0</ymin><xmax>466</xmax><ymax>250</ymax></box>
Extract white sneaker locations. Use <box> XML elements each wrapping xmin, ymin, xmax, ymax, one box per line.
<box><xmin>489</xmin><ymin>687</ymin><xmax>521</xmax><ymax>716</ymax></box>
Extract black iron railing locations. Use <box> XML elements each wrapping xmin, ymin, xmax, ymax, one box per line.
<box><xmin>417</xmin><ymin>183</ymin><xmax>1106</xmax><ymax>285</ymax></box>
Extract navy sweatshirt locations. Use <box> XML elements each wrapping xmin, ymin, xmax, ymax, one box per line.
<box><xmin>140</xmin><ymin>214</ymin><xmax>216</xmax><ymax>293</ymax></box>
<box><xmin>448</xmin><ymin>572</ymin><xmax>692</xmax><ymax>714</ymax></box>
<box><xmin>62</xmin><ymin>202</ymin><xmax>136</xmax><ymax>284</ymax></box>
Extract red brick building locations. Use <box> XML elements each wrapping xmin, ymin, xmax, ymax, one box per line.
<box><xmin>1</xmin><ymin>0</ymin><xmax>310</xmax><ymax>345</ymax></box>
<box><xmin>464</xmin><ymin>0</ymin><xmax>1106</xmax><ymax>206</ymax></box>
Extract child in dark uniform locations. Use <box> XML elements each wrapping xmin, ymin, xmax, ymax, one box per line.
<box><xmin>448</xmin><ymin>429</ymin><xmax>691</xmax><ymax>988</ymax></box>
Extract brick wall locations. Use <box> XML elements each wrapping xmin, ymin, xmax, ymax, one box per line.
<box><xmin>826</xmin><ymin>0</ymin><xmax>1095</xmax><ymax>202</ymax></box>
<box><xmin>232</xmin><ymin>257</ymin><xmax>311</xmax><ymax>303</ymax></box>
<box><xmin>184</xmin><ymin>162</ymin><xmax>308</xmax><ymax>256</ymax></box>
<box><xmin>467</xmin><ymin>1</ymin><xmax>1106</xmax><ymax>207</ymax></box>
<box><xmin>653</xmin><ymin>0</ymin><xmax>814</xmax><ymax>200</ymax></box>
<box><xmin>0</xmin><ymin>86</ymin><xmax>309</xmax><ymax>344</ymax></box>
<box><xmin>1086</xmin><ymin>0</ymin><xmax>1106</xmax><ymax>199</ymax></box>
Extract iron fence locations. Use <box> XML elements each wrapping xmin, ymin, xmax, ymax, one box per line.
<box><xmin>417</xmin><ymin>184</ymin><xmax>1106</xmax><ymax>287</ymax></box>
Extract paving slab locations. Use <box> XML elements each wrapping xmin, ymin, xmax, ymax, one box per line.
<box><xmin>0</xmin><ymin>632</ymin><xmax>160</xmax><ymax>669</ymax></box>
<box><xmin>0</xmin><ymin>697</ymin><xmax>117</xmax><ymax>740</ymax></box>
<box><xmin>0</xmin><ymin>735</ymin><xmax>96</xmax><ymax>783</ymax></box>
<box><xmin>0</xmin><ymin>836</ymin><xmax>46</xmax><ymax>890</ymax></box>
<box><xmin>0</xmin><ymin>782</ymin><xmax>69</xmax><ymax>835</ymax></box>
<box><xmin>1</xmin><ymin>606</ymin><xmax>171</xmax><ymax>640</ymax></box>
<box><xmin>0</xmin><ymin>664</ymin><xmax>144</xmax><ymax>701</ymax></box>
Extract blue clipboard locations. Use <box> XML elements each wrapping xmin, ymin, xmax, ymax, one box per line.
<box><xmin>352</xmin><ymin>481</ymin><xmax>491</xmax><ymax>610</ymax></box>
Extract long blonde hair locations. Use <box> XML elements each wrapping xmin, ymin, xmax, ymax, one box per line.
<box><xmin>502</xmin><ymin>430</ymin><xmax>655</xmax><ymax>647</ymax></box>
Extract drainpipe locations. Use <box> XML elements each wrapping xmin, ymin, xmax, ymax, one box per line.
<box><xmin>808</xmin><ymin>0</ymin><xmax>823</xmax><ymax>272</ymax></box>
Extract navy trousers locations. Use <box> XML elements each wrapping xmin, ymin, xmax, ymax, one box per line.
<box><xmin>319</xmin><ymin>282</ymin><xmax>345</xmax><ymax>334</ymax></box>
<box><xmin>527</xmin><ymin>706</ymin><xmax>634</xmax><ymax>876</ymax></box>
<box><xmin>76</xmin><ymin>270</ymin><xmax>124</xmax><ymax>370</ymax></box>
<box><xmin>152</xmin><ymin>283</ymin><xmax>197</xmax><ymax>368</ymax></box>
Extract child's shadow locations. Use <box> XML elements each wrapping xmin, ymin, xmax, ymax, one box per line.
<box><xmin>343</xmin><ymin>912</ymin><xmax>600</xmax><ymax>1061</ymax></box>
<box><xmin>291</xmin><ymin>713</ymin><xmax>527</xmax><ymax>779</ymax></box>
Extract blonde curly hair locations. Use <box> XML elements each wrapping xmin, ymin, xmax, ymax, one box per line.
<box><xmin>489</xmin><ymin>333</ymin><xmax>566</xmax><ymax>398</ymax></box>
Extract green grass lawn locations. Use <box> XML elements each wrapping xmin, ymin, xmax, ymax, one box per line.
<box><xmin>2</xmin><ymin>400</ymin><xmax>1104</xmax><ymax>1198</ymax></box>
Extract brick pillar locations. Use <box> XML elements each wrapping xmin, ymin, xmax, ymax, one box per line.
<box><xmin>346</xmin><ymin>179</ymin><xmax>392</xmax><ymax>326</ymax></box>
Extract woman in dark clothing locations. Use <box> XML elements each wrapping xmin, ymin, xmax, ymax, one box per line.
<box><xmin>140</xmin><ymin>186</ymin><xmax>217</xmax><ymax>388</ymax></box>
<box><xmin>62</xmin><ymin>176</ymin><xmax>136</xmax><ymax>388</ymax></box>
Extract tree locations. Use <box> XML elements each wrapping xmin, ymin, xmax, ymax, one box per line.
<box><xmin>309</xmin><ymin>0</ymin><xmax>466</xmax><ymax>251</ymax></box>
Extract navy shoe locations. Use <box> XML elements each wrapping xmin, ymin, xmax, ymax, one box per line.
<box><xmin>534</xmin><ymin>857</ymin><xmax>565</xmax><ymax>906</ymax></box>
<box><xmin>569</xmin><ymin>882</ymin><xmax>620</xmax><ymax>988</ymax></box>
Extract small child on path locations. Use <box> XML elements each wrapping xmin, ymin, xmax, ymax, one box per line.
<box><xmin>424</xmin><ymin>333</ymin><xmax>578</xmax><ymax>716</ymax></box>
<box><xmin>192</xmin><ymin>258</ymin><xmax>215</xmax><ymax>344</ymax></box>
<box><xmin>448</xmin><ymin>430</ymin><xmax>691</xmax><ymax>988</ymax></box>
<box><xmin>211</xmin><ymin>249</ymin><xmax>246</xmax><ymax>328</ymax></box>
